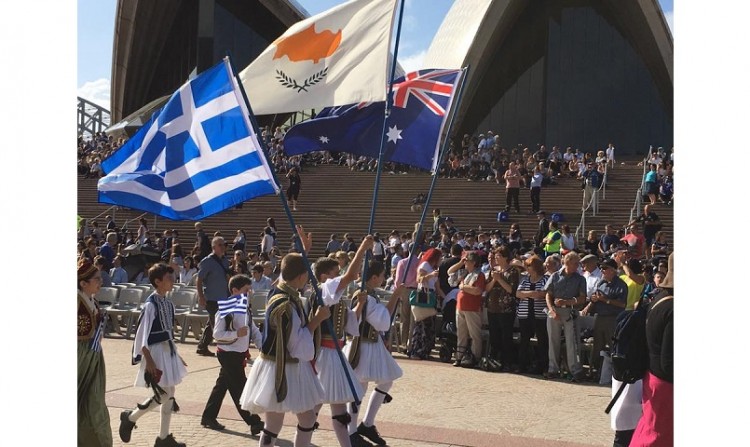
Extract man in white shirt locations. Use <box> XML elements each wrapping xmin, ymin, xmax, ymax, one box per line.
<box><xmin>250</xmin><ymin>264</ymin><xmax>272</xmax><ymax>292</ymax></box>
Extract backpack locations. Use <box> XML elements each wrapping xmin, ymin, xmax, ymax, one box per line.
<box><xmin>604</xmin><ymin>295</ymin><xmax>673</xmax><ymax>414</ymax></box>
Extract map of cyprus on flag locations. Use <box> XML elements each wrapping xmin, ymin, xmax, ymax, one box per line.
<box><xmin>239</xmin><ymin>0</ymin><xmax>397</xmax><ymax>115</ymax></box>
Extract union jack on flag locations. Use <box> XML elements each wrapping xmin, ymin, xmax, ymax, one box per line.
<box><xmin>283</xmin><ymin>68</ymin><xmax>464</xmax><ymax>172</ymax></box>
<box><xmin>392</xmin><ymin>69</ymin><xmax>459</xmax><ymax>116</ymax></box>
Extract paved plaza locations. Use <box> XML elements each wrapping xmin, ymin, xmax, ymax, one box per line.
<box><xmin>102</xmin><ymin>337</ymin><xmax>613</xmax><ymax>447</ymax></box>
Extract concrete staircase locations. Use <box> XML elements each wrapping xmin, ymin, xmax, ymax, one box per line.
<box><xmin>77</xmin><ymin>159</ymin><xmax>672</xmax><ymax>258</ymax></box>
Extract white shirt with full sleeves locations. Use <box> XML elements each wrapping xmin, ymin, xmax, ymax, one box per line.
<box><xmin>316</xmin><ymin>275</ymin><xmax>363</xmax><ymax>403</ymax></box>
<box><xmin>213</xmin><ymin>311</ymin><xmax>262</xmax><ymax>353</ymax></box>
<box><xmin>342</xmin><ymin>294</ymin><xmax>402</xmax><ymax>383</ymax></box>
<box><xmin>239</xmin><ymin>294</ymin><xmax>324</xmax><ymax>413</ymax></box>
<box><xmin>132</xmin><ymin>296</ymin><xmax>187</xmax><ymax>388</ymax></box>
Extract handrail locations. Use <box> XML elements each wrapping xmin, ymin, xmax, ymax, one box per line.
<box><xmin>627</xmin><ymin>146</ymin><xmax>653</xmax><ymax>231</ymax></box>
<box><xmin>574</xmin><ymin>161</ymin><xmax>609</xmax><ymax>243</ymax></box>
<box><xmin>84</xmin><ymin>205</ymin><xmax>119</xmax><ymax>225</ymax></box>
<box><xmin>121</xmin><ymin>212</ymin><xmax>150</xmax><ymax>230</ymax></box>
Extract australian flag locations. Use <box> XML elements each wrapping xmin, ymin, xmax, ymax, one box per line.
<box><xmin>283</xmin><ymin>69</ymin><xmax>463</xmax><ymax>172</ymax></box>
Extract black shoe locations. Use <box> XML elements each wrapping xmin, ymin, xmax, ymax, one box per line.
<box><xmin>154</xmin><ymin>434</ymin><xmax>186</xmax><ymax>447</ymax></box>
<box><xmin>358</xmin><ymin>422</ymin><xmax>386</xmax><ymax>446</ymax></box>
<box><xmin>196</xmin><ymin>348</ymin><xmax>215</xmax><ymax>357</ymax></box>
<box><xmin>248</xmin><ymin>414</ymin><xmax>264</xmax><ymax>436</ymax></box>
<box><xmin>119</xmin><ymin>410</ymin><xmax>137</xmax><ymax>443</ymax></box>
<box><xmin>201</xmin><ymin>418</ymin><xmax>225</xmax><ymax>430</ymax></box>
<box><xmin>350</xmin><ymin>432</ymin><xmax>375</xmax><ymax>447</ymax></box>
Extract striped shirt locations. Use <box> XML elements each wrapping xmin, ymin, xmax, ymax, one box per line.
<box><xmin>516</xmin><ymin>274</ymin><xmax>549</xmax><ymax>319</ymax></box>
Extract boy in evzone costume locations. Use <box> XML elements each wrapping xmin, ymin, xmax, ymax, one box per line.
<box><xmin>240</xmin><ymin>253</ymin><xmax>330</xmax><ymax>447</ymax></box>
<box><xmin>119</xmin><ymin>263</ymin><xmax>188</xmax><ymax>447</ymax></box>
<box><xmin>344</xmin><ymin>260</ymin><xmax>406</xmax><ymax>446</ymax></box>
<box><xmin>312</xmin><ymin>236</ymin><xmax>374</xmax><ymax>446</ymax></box>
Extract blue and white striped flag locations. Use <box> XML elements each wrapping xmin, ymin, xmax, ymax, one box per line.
<box><xmin>98</xmin><ymin>58</ymin><xmax>279</xmax><ymax>220</ymax></box>
<box><xmin>217</xmin><ymin>294</ymin><xmax>249</xmax><ymax>319</ymax></box>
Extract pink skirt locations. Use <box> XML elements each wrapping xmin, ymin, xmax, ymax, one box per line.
<box><xmin>630</xmin><ymin>371</ymin><xmax>673</xmax><ymax>447</ymax></box>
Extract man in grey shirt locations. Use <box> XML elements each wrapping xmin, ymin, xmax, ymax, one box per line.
<box><xmin>544</xmin><ymin>251</ymin><xmax>587</xmax><ymax>381</ymax></box>
<box><xmin>587</xmin><ymin>258</ymin><xmax>628</xmax><ymax>379</ymax></box>
<box><xmin>196</xmin><ymin>236</ymin><xmax>230</xmax><ymax>356</ymax></box>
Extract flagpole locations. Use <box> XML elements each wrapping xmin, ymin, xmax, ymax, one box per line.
<box><xmin>385</xmin><ymin>66</ymin><xmax>471</xmax><ymax>341</ymax></box>
<box><xmin>361</xmin><ymin>0</ymin><xmax>406</xmax><ymax>288</ymax></box>
<box><xmin>226</xmin><ymin>55</ymin><xmax>363</xmax><ymax>407</ymax></box>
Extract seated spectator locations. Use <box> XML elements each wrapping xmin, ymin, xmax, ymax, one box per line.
<box><xmin>180</xmin><ymin>256</ymin><xmax>198</xmax><ymax>285</ymax></box>
<box><xmin>109</xmin><ymin>255</ymin><xmax>128</xmax><ymax>284</ymax></box>
<box><xmin>250</xmin><ymin>264</ymin><xmax>273</xmax><ymax>292</ymax></box>
<box><xmin>94</xmin><ymin>255</ymin><xmax>113</xmax><ymax>288</ymax></box>
<box><xmin>583</xmin><ymin>230</ymin><xmax>599</xmax><ymax>256</ymax></box>
<box><xmin>560</xmin><ymin>225</ymin><xmax>576</xmax><ymax>253</ymax></box>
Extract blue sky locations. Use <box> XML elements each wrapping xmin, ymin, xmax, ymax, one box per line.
<box><xmin>77</xmin><ymin>0</ymin><xmax>674</xmax><ymax>110</ymax></box>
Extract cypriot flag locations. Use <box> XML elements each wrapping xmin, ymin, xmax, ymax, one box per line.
<box><xmin>239</xmin><ymin>0</ymin><xmax>397</xmax><ymax>115</ymax></box>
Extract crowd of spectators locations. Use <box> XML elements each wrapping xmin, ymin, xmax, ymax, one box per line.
<box><xmin>78</xmin><ymin>132</ymin><xmax>126</xmax><ymax>178</ymax></box>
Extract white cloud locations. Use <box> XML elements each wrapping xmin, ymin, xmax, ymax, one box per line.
<box><xmin>78</xmin><ymin>78</ymin><xmax>111</xmax><ymax>111</ymax></box>
<box><xmin>399</xmin><ymin>50</ymin><xmax>427</xmax><ymax>73</ymax></box>
<box><xmin>665</xmin><ymin>11</ymin><xmax>673</xmax><ymax>33</ymax></box>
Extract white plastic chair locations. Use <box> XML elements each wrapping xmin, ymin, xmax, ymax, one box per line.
<box><xmin>107</xmin><ymin>288</ymin><xmax>145</xmax><ymax>339</ymax></box>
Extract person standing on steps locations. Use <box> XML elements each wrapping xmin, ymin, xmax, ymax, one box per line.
<box><xmin>503</xmin><ymin>161</ymin><xmax>522</xmax><ymax>214</ymax></box>
<box><xmin>286</xmin><ymin>167</ymin><xmax>301</xmax><ymax>211</ymax></box>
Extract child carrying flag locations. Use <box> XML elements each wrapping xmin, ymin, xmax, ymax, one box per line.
<box><xmin>200</xmin><ymin>274</ymin><xmax>265</xmax><ymax>435</ymax></box>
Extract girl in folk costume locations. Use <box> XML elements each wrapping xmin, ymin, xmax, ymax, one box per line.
<box><xmin>118</xmin><ymin>263</ymin><xmax>188</xmax><ymax>447</ymax></box>
<box><xmin>78</xmin><ymin>259</ymin><xmax>113</xmax><ymax>446</ymax></box>
<box><xmin>312</xmin><ymin>236</ymin><xmax>373</xmax><ymax>447</ymax></box>
<box><xmin>344</xmin><ymin>261</ymin><xmax>407</xmax><ymax>447</ymax></box>
<box><xmin>239</xmin><ymin>253</ymin><xmax>330</xmax><ymax>447</ymax></box>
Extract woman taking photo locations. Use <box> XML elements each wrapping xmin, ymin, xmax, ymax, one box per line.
<box><xmin>484</xmin><ymin>246</ymin><xmax>522</xmax><ymax>371</ymax></box>
<box><xmin>515</xmin><ymin>255</ymin><xmax>549</xmax><ymax>374</ymax></box>
<box><xmin>78</xmin><ymin>259</ymin><xmax>113</xmax><ymax>445</ymax></box>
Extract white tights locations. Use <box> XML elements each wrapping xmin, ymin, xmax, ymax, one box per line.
<box><xmin>128</xmin><ymin>386</ymin><xmax>175</xmax><ymax>440</ymax></box>
<box><xmin>260</xmin><ymin>410</ymin><xmax>317</xmax><ymax>447</ymax></box>
<box><xmin>347</xmin><ymin>381</ymin><xmax>393</xmax><ymax>434</ymax></box>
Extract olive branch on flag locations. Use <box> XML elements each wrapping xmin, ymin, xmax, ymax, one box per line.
<box><xmin>275</xmin><ymin>68</ymin><xmax>328</xmax><ymax>93</ymax></box>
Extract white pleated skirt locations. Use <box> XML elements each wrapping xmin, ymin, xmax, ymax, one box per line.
<box><xmin>240</xmin><ymin>357</ymin><xmax>324</xmax><ymax>414</ymax></box>
<box><xmin>317</xmin><ymin>346</ymin><xmax>364</xmax><ymax>404</ymax></box>
<box><xmin>134</xmin><ymin>340</ymin><xmax>187</xmax><ymax>388</ymax></box>
<box><xmin>342</xmin><ymin>340</ymin><xmax>402</xmax><ymax>383</ymax></box>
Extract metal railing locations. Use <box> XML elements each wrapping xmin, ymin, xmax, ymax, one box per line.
<box><xmin>627</xmin><ymin>147</ymin><xmax>653</xmax><ymax>231</ymax></box>
<box><xmin>85</xmin><ymin>205</ymin><xmax>119</xmax><ymax>226</ymax></box>
<box><xmin>574</xmin><ymin>162</ymin><xmax>609</xmax><ymax>242</ymax></box>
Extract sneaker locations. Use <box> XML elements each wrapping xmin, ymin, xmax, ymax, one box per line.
<box><xmin>358</xmin><ymin>422</ymin><xmax>386</xmax><ymax>446</ymax></box>
<box><xmin>154</xmin><ymin>434</ymin><xmax>186</xmax><ymax>447</ymax></box>
<box><xmin>119</xmin><ymin>410</ymin><xmax>137</xmax><ymax>443</ymax></box>
<box><xmin>196</xmin><ymin>348</ymin><xmax>215</xmax><ymax>357</ymax></box>
<box><xmin>452</xmin><ymin>358</ymin><xmax>462</xmax><ymax>367</ymax></box>
<box><xmin>350</xmin><ymin>433</ymin><xmax>375</xmax><ymax>447</ymax></box>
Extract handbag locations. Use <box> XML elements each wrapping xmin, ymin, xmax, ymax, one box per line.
<box><xmin>408</xmin><ymin>288</ymin><xmax>436</xmax><ymax>308</ymax></box>
<box><xmin>411</xmin><ymin>305</ymin><xmax>437</xmax><ymax>322</ymax></box>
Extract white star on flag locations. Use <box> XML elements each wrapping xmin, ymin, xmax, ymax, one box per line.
<box><xmin>386</xmin><ymin>125</ymin><xmax>403</xmax><ymax>143</ymax></box>
<box><xmin>319</xmin><ymin>136</ymin><xmax>330</xmax><ymax>144</ymax></box>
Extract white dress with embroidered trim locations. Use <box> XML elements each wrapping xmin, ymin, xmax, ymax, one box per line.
<box><xmin>239</xmin><ymin>303</ymin><xmax>324</xmax><ymax>414</ymax></box>
<box><xmin>132</xmin><ymin>297</ymin><xmax>187</xmax><ymax>388</ymax></box>
<box><xmin>317</xmin><ymin>276</ymin><xmax>364</xmax><ymax>404</ymax></box>
<box><xmin>342</xmin><ymin>294</ymin><xmax>403</xmax><ymax>383</ymax></box>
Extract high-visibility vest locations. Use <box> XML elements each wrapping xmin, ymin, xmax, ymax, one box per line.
<box><xmin>544</xmin><ymin>230</ymin><xmax>562</xmax><ymax>253</ymax></box>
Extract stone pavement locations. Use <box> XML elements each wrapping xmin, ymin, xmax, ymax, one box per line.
<box><xmin>102</xmin><ymin>337</ymin><xmax>613</xmax><ymax>446</ymax></box>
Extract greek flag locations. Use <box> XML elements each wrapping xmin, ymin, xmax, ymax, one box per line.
<box><xmin>217</xmin><ymin>294</ymin><xmax>249</xmax><ymax>319</ymax></box>
<box><xmin>98</xmin><ymin>58</ymin><xmax>279</xmax><ymax>220</ymax></box>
